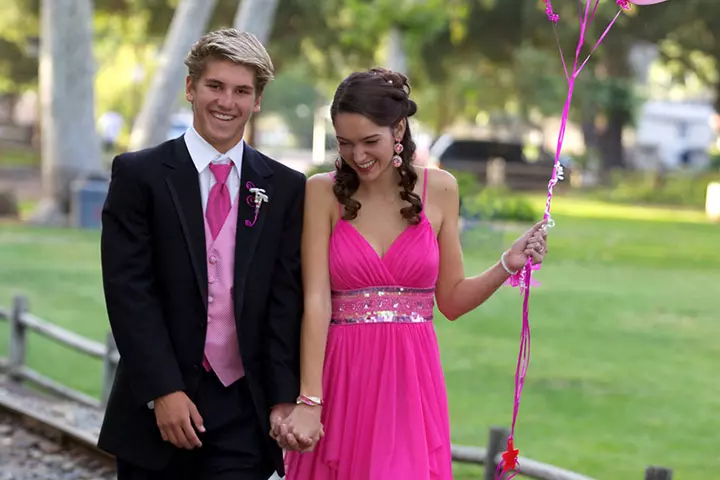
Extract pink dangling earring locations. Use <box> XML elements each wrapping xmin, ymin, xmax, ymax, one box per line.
<box><xmin>392</xmin><ymin>138</ymin><xmax>403</xmax><ymax>168</ymax></box>
<box><xmin>335</xmin><ymin>157</ymin><xmax>342</xmax><ymax>169</ymax></box>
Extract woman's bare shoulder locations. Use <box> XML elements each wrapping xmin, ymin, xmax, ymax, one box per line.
<box><xmin>415</xmin><ymin>166</ymin><xmax>458</xmax><ymax>196</ymax></box>
<box><xmin>306</xmin><ymin>171</ymin><xmax>336</xmax><ymax>193</ymax></box>
<box><xmin>305</xmin><ymin>171</ymin><xmax>337</xmax><ymax>210</ymax></box>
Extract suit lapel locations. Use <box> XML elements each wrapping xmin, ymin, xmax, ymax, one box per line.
<box><xmin>165</xmin><ymin>138</ymin><xmax>208</xmax><ymax>307</ymax></box>
<box><xmin>234</xmin><ymin>145</ymin><xmax>274</xmax><ymax>306</ymax></box>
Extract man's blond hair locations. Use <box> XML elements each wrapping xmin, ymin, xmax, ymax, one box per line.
<box><xmin>184</xmin><ymin>28</ymin><xmax>274</xmax><ymax>94</ymax></box>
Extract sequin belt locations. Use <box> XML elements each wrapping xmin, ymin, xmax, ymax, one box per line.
<box><xmin>330</xmin><ymin>286</ymin><xmax>435</xmax><ymax>325</ymax></box>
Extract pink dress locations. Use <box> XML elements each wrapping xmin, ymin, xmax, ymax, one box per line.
<box><xmin>284</xmin><ymin>169</ymin><xmax>453</xmax><ymax>479</ymax></box>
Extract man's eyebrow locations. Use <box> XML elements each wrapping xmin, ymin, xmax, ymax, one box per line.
<box><xmin>204</xmin><ymin>78</ymin><xmax>254</xmax><ymax>90</ymax></box>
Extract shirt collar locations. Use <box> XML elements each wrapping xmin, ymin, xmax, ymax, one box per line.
<box><xmin>183</xmin><ymin>125</ymin><xmax>244</xmax><ymax>173</ymax></box>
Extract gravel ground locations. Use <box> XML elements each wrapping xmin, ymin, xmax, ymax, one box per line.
<box><xmin>0</xmin><ymin>412</ymin><xmax>115</xmax><ymax>480</ymax></box>
<box><xmin>0</xmin><ymin>386</ymin><xmax>105</xmax><ymax>439</ymax></box>
<box><xmin>0</xmin><ymin>385</ymin><xmax>285</xmax><ymax>479</ymax></box>
<box><xmin>0</xmin><ymin>385</ymin><xmax>114</xmax><ymax>480</ymax></box>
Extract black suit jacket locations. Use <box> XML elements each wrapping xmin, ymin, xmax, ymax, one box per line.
<box><xmin>97</xmin><ymin>137</ymin><xmax>305</xmax><ymax>475</ymax></box>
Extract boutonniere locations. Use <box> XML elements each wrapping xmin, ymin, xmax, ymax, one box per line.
<box><xmin>244</xmin><ymin>181</ymin><xmax>269</xmax><ymax>227</ymax></box>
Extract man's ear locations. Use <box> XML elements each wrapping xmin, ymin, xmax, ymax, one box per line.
<box><xmin>185</xmin><ymin>75</ymin><xmax>195</xmax><ymax>103</ymax></box>
<box><xmin>253</xmin><ymin>93</ymin><xmax>263</xmax><ymax>113</ymax></box>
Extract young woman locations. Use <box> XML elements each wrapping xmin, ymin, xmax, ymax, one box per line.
<box><xmin>278</xmin><ymin>68</ymin><xmax>547</xmax><ymax>480</ymax></box>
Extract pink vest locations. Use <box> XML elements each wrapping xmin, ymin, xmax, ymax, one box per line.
<box><xmin>202</xmin><ymin>193</ymin><xmax>245</xmax><ymax>386</ymax></box>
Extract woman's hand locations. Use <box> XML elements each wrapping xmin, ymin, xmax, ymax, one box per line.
<box><xmin>504</xmin><ymin>220</ymin><xmax>549</xmax><ymax>272</ymax></box>
<box><xmin>274</xmin><ymin>404</ymin><xmax>324</xmax><ymax>452</ymax></box>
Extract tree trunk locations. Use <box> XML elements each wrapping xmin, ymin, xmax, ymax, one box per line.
<box><xmin>598</xmin><ymin>109</ymin><xmax>627</xmax><ymax>176</ymax></box>
<box><xmin>233</xmin><ymin>0</ymin><xmax>280</xmax><ymax>148</ymax></box>
<box><xmin>386</xmin><ymin>26</ymin><xmax>408</xmax><ymax>74</ymax></box>
<box><xmin>233</xmin><ymin>0</ymin><xmax>279</xmax><ymax>44</ymax></box>
<box><xmin>596</xmin><ymin>43</ymin><xmax>632</xmax><ymax>179</ymax></box>
<box><xmin>29</xmin><ymin>0</ymin><xmax>102</xmax><ymax>226</ymax></box>
<box><xmin>128</xmin><ymin>0</ymin><xmax>218</xmax><ymax>151</ymax></box>
<box><xmin>580</xmin><ymin>104</ymin><xmax>598</xmax><ymax>152</ymax></box>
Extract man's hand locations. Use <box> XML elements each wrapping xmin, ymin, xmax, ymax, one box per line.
<box><xmin>154</xmin><ymin>391</ymin><xmax>205</xmax><ymax>449</ymax></box>
<box><xmin>269</xmin><ymin>403</ymin><xmax>294</xmax><ymax>443</ymax></box>
<box><xmin>270</xmin><ymin>403</ymin><xmax>295</xmax><ymax>436</ymax></box>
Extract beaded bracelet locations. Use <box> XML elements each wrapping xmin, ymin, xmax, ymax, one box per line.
<box><xmin>500</xmin><ymin>251</ymin><xmax>518</xmax><ymax>276</ymax></box>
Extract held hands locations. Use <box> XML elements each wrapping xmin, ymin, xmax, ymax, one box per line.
<box><xmin>270</xmin><ymin>403</ymin><xmax>324</xmax><ymax>452</ymax></box>
<box><xmin>504</xmin><ymin>220</ymin><xmax>549</xmax><ymax>272</ymax></box>
<box><xmin>269</xmin><ymin>403</ymin><xmax>301</xmax><ymax>449</ymax></box>
<box><xmin>154</xmin><ymin>391</ymin><xmax>205</xmax><ymax>449</ymax></box>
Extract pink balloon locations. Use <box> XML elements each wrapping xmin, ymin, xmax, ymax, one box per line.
<box><xmin>630</xmin><ymin>0</ymin><xmax>670</xmax><ymax>5</ymax></box>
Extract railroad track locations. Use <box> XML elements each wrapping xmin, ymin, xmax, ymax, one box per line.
<box><xmin>0</xmin><ymin>380</ymin><xmax>116</xmax><ymax>480</ymax></box>
<box><xmin>0</xmin><ymin>382</ymin><xmax>289</xmax><ymax>480</ymax></box>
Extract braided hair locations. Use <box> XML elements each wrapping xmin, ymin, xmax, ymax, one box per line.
<box><xmin>330</xmin><ymin>67</ymin><xmax>422</xmax><ymax>225</ymax></box>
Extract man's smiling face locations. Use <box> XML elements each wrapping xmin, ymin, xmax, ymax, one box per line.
<box><xmin>185</xmin><ymin>58</ymin><xmax>262</xmax><ymax>153</ymax></box>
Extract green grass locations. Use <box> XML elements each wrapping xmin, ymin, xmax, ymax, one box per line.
<box><xmin>1</xmin><ymin>195</ymin><xmax>719</xmax><ymax>479</ymax></box>
<box><xmin>445</xmin><ymin>196</ymin><xmax>720</xmax><ymax>479</ymax></box>
<box><xmin>0</xmin><ymin>225</ymin><xmax>107</xmax><ymax>396</ymax></box>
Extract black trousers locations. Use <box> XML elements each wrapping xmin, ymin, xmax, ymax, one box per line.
<box><xmin>116</xmin><ymin>371</ymin><xmax>274</xmax><ymax>480</ymax></box>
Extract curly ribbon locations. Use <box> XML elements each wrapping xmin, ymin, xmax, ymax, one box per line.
<box><xmin>497</xmin><ymin>1</ymin><xmax>629</xmax><ymax>477</ymax></box>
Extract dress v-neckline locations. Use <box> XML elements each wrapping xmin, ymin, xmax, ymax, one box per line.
<box><xmin>330</xmin><ymin>168</ymin><xmax>430</xmax><ymax>263</ymax></box>
<box><xmin>342</xmin><ymin>218</ymin><xmax>420</xmax><ymax>261</ymax></box>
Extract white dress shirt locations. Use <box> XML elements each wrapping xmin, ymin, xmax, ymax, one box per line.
<box><xmin>183</xmin><ymin>126</ymin><xmax>243</xmax><ymax>213</ymax></box>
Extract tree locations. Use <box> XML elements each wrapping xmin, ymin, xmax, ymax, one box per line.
<box><xmin>233</xmin><ymin>0</ymin><xmax>279</xmax><ymax>45</ymax></box>
<box><xmin>128</xmin><ymin>0</ymin><xmax>218</xmax><ymax>150</ymax></box>
<box><xmin>233</xmin><ymin>0</ymin><xmax>280</xmax><ymax>146</ymax></box>
<box><xmin>269</xmin><ymin>0</ymin><xmax>471</xmax><ymax>131</ymax></box>
<box><xmin>644</xmin><ymin>0</ymin><xmax>720</xmax><ymax>110</ymax></box>
<box><xmin>28</xmin><ymin>0</ymin><xmax>103</xmax><ymax>226</ymax></box>
<box><xmin>0</xmin><ymin>0</ymin><xmax>40</xmax><ymax>116</ymax></box>
<box><xmin>449</xmin><ymin>0</ymin><xmax>649</xmax><ymax>170</ymax></box>
<box><xmin>514</xmin><ymin>0</ymin><xmax>636</xmax><ymax>169</ymax></box>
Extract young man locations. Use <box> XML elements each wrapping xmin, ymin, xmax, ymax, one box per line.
<box><xmin>98</xmin><ymin>29</ymin><xmax>307</xmax><ymax>479</ymax></box>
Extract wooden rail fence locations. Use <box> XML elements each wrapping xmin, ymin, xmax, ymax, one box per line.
<box><xmin>0</xmin><ymin>294</ymin><xmax>119</xmax><ymax>409</ymax></box>
<box><xmin>441</xmin><ymin>158</ymin><xmax>573</xmax><ymax>192</ymax></box>
<box><xmin>0</xmin><ymin>294</ymin><xmax>673</xmax><ymax>480</ymax></box>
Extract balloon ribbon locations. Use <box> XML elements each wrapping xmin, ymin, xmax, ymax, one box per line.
<box><xmin>496</xmin><ymin>1</ymin><xmax>629</xmax><ymax>477</ymax></box>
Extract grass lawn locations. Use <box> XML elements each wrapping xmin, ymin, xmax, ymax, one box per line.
<box><xmin>1</xmin><ymin>195</ymin><xmax>718</xmax><ymax>479</ymax></box>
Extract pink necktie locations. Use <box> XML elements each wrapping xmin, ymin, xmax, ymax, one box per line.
<box><xmin>206</xmin><ymin>162</ymin><xmax>233</xmax><ymax>239</ymax></box>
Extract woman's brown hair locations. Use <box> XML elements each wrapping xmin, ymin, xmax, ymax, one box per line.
<box><xmin>330</xmin><ymin>67</ymin><xmax>421</xmax><ymax>225</ymax></box>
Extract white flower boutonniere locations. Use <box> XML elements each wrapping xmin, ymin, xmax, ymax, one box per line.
<box><xmin>244</xmin><ymin>181</ymin><xmax>269</xmax><ymax>227</ymax></box>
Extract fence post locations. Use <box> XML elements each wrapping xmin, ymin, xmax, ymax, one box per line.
<box><xmin>101</xmin><ymin>331</ymin><xmax>118</xmax><ymax>407</ymax></box>
<box><xmin>9</xmin><ymin>294</ymin><xmax>29</xmax><ymax>384</ymax></box>
<box><xmin>645</xmin><ymin>466</ymin><xmax>672</xmax><ymax>480</ymax></box>
<box><xmin>484</xmin><ymin>426</ymin><xmax>510</xmax><ymax>480</ymax></box>
<box><xmin>486</xmin><ymin>158</ymin><xmax>506</xmax><ymax>188</ymax></box>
